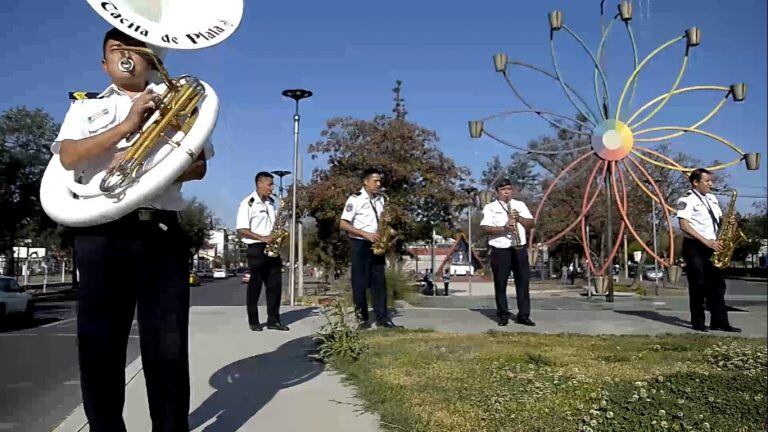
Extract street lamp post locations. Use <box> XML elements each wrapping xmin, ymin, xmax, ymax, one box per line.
<box><xmin>463</xmin><ymin>187</ymin><xmax>478</xmax><ymax>296</ymax></box>
<box><xmin>282</xmin><ymin>89</ymin><xmax>312</xmax><ymax>306</ymax></box>
<box><xmin>271</xmin><ymin>170</ymin><xmax>291</xmax><ymax>199</ymax></box>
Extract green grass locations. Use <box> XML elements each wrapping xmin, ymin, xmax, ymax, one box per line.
<box><xmin>330</xmin><ymin>331</ymin><xmax>767</xmax><ymax>432</ymax></box>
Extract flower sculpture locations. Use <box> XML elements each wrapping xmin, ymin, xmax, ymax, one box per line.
<box><xmin>469</xmin><ymin>1</ymin><xmax>761</xmax><ymax>276</ymax></box>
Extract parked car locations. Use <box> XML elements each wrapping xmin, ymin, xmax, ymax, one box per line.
<box><xmin>643</xmin><ymin>265</ymin><xmax>666</xmax><ymax>281</ymax></box>
<box><xmin>0</xmin><ymin>275</ymin><xmax>33</xmax><ymax>321</ymax></box>
<box><xmin>227</xmin><ymin>268</ymin><xmax>236</xmax><ymax>277</ymax></box>
<box><xmin>196</xmin><ymin>269</ymin><xmax>213</xmax><ymax>278</ymax></box>
<box><xmin>241</xmin><ymin>271</ymin><xmax>250</xmax><ymax>284</ymax></box>
<box><xmin>212</xmin><ymin>268</ymin><xmax>228</xmax><ymax>279</ymax></box>
<box><xmin>189</xmin><ymin>272</ymin><xmax>200</xmax><ymax>287</ymax></box>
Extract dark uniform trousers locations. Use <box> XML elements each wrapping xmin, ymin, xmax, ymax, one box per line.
<box><xmin>490</xmin><ymin>246</ymin><xmax>531</xmax><ymax>319</ymax></box>
<box><xmin>74</xmin><ymin>209</ymin><xmax>190</xmax><ymax>432</ymax></box>
<box><xmin>682</xmin><ymin>237</ymin><xmax>729</xmax><ymax>327</ymax></box>
<box><xmin>350</xmin><ymin>238</ymin><xmax>387</xmax><ymax>322</ymax></box>
<box><xmin>246</xmin><ymin>243</ymin><xmax>282</xmax><ymax>325</ymax></box>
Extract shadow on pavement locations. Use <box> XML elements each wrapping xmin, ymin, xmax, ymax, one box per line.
<box><xmin>188</xmin><ymin>336</ymin><xmax>323</xmax><ymax>432</ymax></box>
<box><xmin>469</xmin><ymin>308</ymin><xmax>521</xmax><ymax>324</ymax></box>
<box><xmin>278</xmin><ymin>307</ymin><xmax>318</xmax><ymax>326</ymax></box>
<box><xmin>613</xmin><ymin>310</ymin><xmax>692</xmax><ymax>330</ymax></box>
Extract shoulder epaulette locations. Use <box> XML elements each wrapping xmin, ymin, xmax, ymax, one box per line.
<box><xmin>68</xmin><ymin>91</ymin><xmax>100</xmax><ymax>100</ymax></box>
<box><xmin>248</xmin><ymin>197</ymin><xmax>255</xmax><ymax>206</ymax></box>
<box><xmin>684</xmin><ymin>190</ymin><xmax>693</xmax><ymax>195</ymax></box>
<box><xmin>353</xmin><ymin>191</ymin><xmax>362</xmax><ymax>197</ymax></box>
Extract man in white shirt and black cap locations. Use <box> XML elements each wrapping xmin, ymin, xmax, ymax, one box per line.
<box><xmin>480</xmin><ymin>179</ymin><xmax>536</xmax><ymax>327</ymax></box>
<box><xmin>340</xmin><ymin>167</ymin><xmax>400</xmax><ymax>329</ymax></box>
<box><xmin>676</xmin><ymin>168</ymin><xmax>740</xmax><ymax>333</ymax></box>
<box><xmin>236</xmin><ymin>172</ymin><xmax>288</xmax><ymax>332</ymax></box>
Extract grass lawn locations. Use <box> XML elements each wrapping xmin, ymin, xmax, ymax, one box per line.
<box><xmin>331</xmin><ymin>331</ymin><xmax>767</xmax><ymax>432</ymax></box>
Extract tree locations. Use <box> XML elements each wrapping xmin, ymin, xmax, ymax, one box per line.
<box><xmin>480</xmin><ymin>154</ymin><xmax>539</xmax><ymax>197</ymax></box>
<box><xmin>0</xmin><ymin>107</ymin><xmax>59</xmax><ymax>275</ymax></box>
<box><xmin>179</xmin><ymin>198</ymin><xmax>216</xmax><ymax>256</ymax></box>
<box><xmin>304</xmin><ymin>114</ymin><xmax>470</xmax><ymax>276</ymax></box>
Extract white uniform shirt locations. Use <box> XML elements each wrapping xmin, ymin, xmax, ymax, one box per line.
<box><xmin>480</xmin><ymin>198</ymin><xmax>533</xmax><ymax>248</ymax></box>
<box><xmin>51</xmin><ymin>83</ymin><xmax>215</xmax><ymax>211</ymax></box>
<box><xmin>236</xmin><ymin>192</ymin><xmax>277</xmax><ymax>244</ymax></box>
<box><xmin>676</xmin><ymin>190</ymin><xmax>722</xmax><ymax>241</ymax></box>
<box><xmin>341</xmin><ymin>188</ymin><xmax>385</xmax><ymax>240</ymax></box>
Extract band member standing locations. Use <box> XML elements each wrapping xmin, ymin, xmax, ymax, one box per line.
<box><xmin>480</xmin><ymin>179</ymin><xmax>536</xmax><ymax>327</ymax></box>
<box><xmin>340</xmin><ymin>168</ymin><xmax>400</xmax><ymax>329</ymax></box>
<box><xmin>236</xmin><ymin>172</ymin><xmax>288</xmax><ymax>332</ymax></box>
<box><xmin>676</xmin><ymin>168</ymin><xmax>740</xmax><ymax>333</ymax></box>
<box><xmin>51</xmin><ymin>28</ymin><xmax>212</xmax><ymax>431</ymax></box>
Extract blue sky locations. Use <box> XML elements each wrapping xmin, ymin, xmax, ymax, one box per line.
<box><xmin>1</xmin><ymin>0</ymin><xmax>765</xmax><ymax>228</ymax></box>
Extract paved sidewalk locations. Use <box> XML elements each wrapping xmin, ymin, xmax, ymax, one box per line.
<box><xmin>53</xmin><ymin>306</ymin><xmax>380</xmax><ymax>432</ymax></box>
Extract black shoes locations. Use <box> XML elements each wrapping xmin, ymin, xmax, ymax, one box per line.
<box><xmin>358</xmin><ymin>320</ymin><xmax>372</xmax><ymax>330</ymax></box>
<box><xmin>498</xmin><ymin>317</ymin><xmax>509</xmax><ymax>326</ymax></box>
<box><xmin>376</xmin><ymin>319</ymin><xmax>402</xmax><ymax>329</ymax></box>
<box><xmin>691</xmin><ymin>324</ymin><xmax>709</xmax><ymax>332</ymax></box>
<box><xmin>516</xmin><ymin>317</ymin><xmax>536</xmax><ymax>327</ymax></box>
<box><xmin>710</xmin><ymin>324</ymin><xmax>742</xmax><ymax>333</ymax></box>
<box><xmin>266</xmin><ymin>322</ymin><xmax>290</xmax><ymax>331</ymax></box>
<box><xmin>249</xmin><ymin>324</ymin><xmax>263</xmax><ymax>331</ymax></box>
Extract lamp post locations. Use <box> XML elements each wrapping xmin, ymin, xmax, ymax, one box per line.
<box><xmin>463</xmin><ymin>187</ymin><xmax>478</xmax><ymax>296</ymax></box>
<box><xmin>282</xmin><ymin>88</ymin><xmax>312</xmax><ymax>306</ymax></box>
<box><xmin>271</xmin><ymin>170</ymin><xmax>291</xmax><ymax>199</ymax></box>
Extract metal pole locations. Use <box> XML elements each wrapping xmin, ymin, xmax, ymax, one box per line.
<box><xmin>431</xmin><ymin>227</ymin><xmax>436</xmax><ymax>297</ymax></box>
<box><xmin>606</xmin><ymin>167</ymin><xmax>614</xmax><ymax>302</ymax></box>
<box><xmin>623</xmin><ymin>234</ymin><xmax>629</xmax><ymax>279</ymax></box>
<box><xmin>288</xmin><ymin>106</ymin><xmax>299</xmax><ymax>306</ymax></box>
<box><xmin>467</xmin><ymin>207</ymin><xmax>473</xmax><ymax>296</ymax></box>
<box><xmin>586</xmin><ymin>225</ymin><xmax>591</xmax><ymax>291</ymax></box>
<box><xmin>282</xmin><ymin>89</ymin><xmax>312</xmax><ymax>305</ymax></box>
<box><xmin>652</xmin><ymin>199</ymin><xmax>659</xmax><ymax>295</ymax></box>
<box><xmin>297</xmin><ymin>154</ymin><xmax>304</xmax><ymax>299</ymax></box>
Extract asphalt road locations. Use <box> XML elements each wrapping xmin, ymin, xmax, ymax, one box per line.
<box><xmin>0</xmin><ymin>275</ymin><xmax>264</xmax><ymax>432</ymax></box>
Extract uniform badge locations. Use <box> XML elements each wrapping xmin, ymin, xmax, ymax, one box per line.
<box><xmin>345</xmin><ymin>203</ymin><xmax>353</xmax><ymax>212</ymax></box>
<box><xmin>676</xmin><ymin>201</ymin><xmax>688</xmax><ymax>210</ymax></box>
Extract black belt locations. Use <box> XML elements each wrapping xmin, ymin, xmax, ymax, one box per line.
<box><xmin>73</xmin><ymin>208</ymin><xmax>180</xmax><ymax>235</ymax></box>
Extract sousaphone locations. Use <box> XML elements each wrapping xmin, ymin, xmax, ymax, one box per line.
<box><xmin>40</xmin><ymin>0</ymin><xmax>243</xmax><ymax>227</ymax></box>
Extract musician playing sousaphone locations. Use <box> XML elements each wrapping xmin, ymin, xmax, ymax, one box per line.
<box><xmin>340</xmin><ymin>167</ymin><xmax>401</xmax><ymax>329</ymax></box>
<box><xmin>48</xmin><ymin>27</ymin><xmax>216</xmax><ymax>431</ymax></box>
<box><xmin>480</xmin><ymin>178</ymin><xmax>536</xmax><ymax>327</ymax></box>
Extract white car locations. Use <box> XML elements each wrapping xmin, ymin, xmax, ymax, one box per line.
<box><xmin>0</xmin><ymin>275</ymin><xmax>33</xmax><ymax>321</ymax></box>
<box><xmin>212</xmin><ymin>268</ymin><xmax>228</xmax><ymax>279</ymax></box>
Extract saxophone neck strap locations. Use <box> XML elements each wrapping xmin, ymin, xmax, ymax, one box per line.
<box><xmin>692</xmin><ymin>190</ymin><xmax>720</xmax><ymax>234</ymax></box>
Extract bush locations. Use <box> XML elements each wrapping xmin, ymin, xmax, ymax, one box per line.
<box><xmin>314</xmin><ymin>299</ymin><xmax>367</xmax><ymax>362</ymax></box>
<box><xmin>386</xmin><ymin>268</ymin><xmax>418</xmax><ymax>306</ymax></box>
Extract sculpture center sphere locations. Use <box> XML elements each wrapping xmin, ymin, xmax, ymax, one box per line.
<box><xmin>592</xmin><ymin>119</ymin><xmax>634</xmax><ymax>161</ymax></box>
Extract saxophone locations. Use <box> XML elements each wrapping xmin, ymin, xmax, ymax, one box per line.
<box><xmin>371</xmin><ymin>195</ymin><xmax>393</xmax><ymax>256</ymax></box>
<box><xmin>711</xmin><ymin>189</ymin><xmax>747</xmax><ymax>269</ymax></box>
<box><xmin>506</xmin><ymin>201</ymin><xmax>523</xmax><ymax>249</ymax></box>
<box><xmin>265</xmin><ymin>196</ymin><xmax>290</xmax><ymax>258</ymax></box>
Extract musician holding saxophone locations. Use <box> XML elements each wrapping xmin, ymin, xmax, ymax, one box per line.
<box><xmin>50</xmin><ymin>28</ymin><xmax>213</xmax><ymax>431</ymax></box>
<box><xmin>480</xmin><ymin>179</ymin><xmax>536</xmax><ymax>327</ymax></box>
<box><xmin>236</xmin><ymin>172</ymin><xmax>289</xmax><ymax>332</ymax></box>
<box><xmin>340</xmin><ymin>168</ymin><xmax>401</xmax><ymax>329</ymax></box>
<box><xmin>676</xmin><ymin>168</ymin><xmax>741</xmax><ymax>333</ymax></box>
